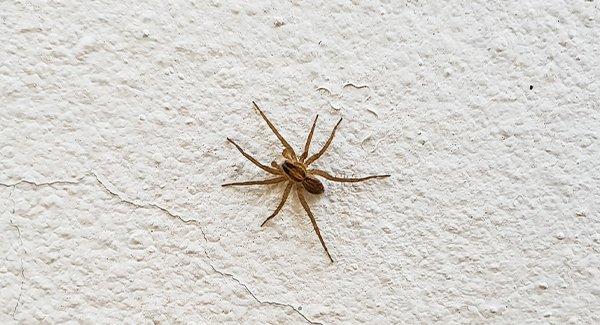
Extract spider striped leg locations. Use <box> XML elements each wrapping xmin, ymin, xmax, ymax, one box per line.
<box><xmin>227</xmin><ymin>138</ymin><xmax>281</xmax><ymax>175</ymax></box>
<box><xmin>299</xmin><ymin>115</ymin><xmax>318</xmax><ymax>162</ymax></box>
<box><xmin>261</xmin><ymin>181</ymin><xmax>293</xmax><ymax>227</ymax></box>
<box><xmin>297</xmin><ymin>187</ymin><xmax>334</xmax><ymax>263</ymax></box>
<box><xmin>310</xmin><ymin>169</ymin><xmax>390</xmax><ymax>183</ymax></box>
<box><xmin>305</xmin><ymin>118</ymin><xmax>343</xmax><ymax>165</ymax></box>
<box><xmin>222</xmin><ymin>176</ymin><xmax>286</xmax><ymax>187</ymax></box>
<box><xmin>252</xmin><ymin>101</ymin><xmax>298</xmax><ymax>160</ymax></box>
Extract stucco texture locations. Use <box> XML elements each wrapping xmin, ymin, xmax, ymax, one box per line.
<box><xmin>1</xmin><ymin>1</ymin><xmax>599</xmax><ymax>324</ymax></box>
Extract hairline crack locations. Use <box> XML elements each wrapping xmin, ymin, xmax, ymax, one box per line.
<box><xmin>0</xmin><ymin>173</ymin><xmax>321</xmax><ymax>325</ymax></box>
<box><xmin>8</xmin><ymin>187</ymin><xmax>25</xmax><ymax>320</ymax></box>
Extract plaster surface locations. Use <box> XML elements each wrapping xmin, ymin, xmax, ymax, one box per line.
<box><xmin>1</xmin><ymin>1</ymin><xmax>599</xmax><ymax>324</ymax></box>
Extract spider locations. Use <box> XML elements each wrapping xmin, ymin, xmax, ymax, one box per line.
<box><xmin>223</xmin><ymin>101</ymin><xmax>390</xmax><ymax>262</ymax></box>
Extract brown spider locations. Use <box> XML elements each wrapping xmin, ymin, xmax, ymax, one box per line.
<box><xmin>223</xmin><ymin>101</ymin><xmax>390</xmax><ymax>262</ymax></box>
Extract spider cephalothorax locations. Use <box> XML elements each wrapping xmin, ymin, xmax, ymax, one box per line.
<box><xmin>280</xmin><ymin>161</ymin><xmax>324</xmax><ymax>194</ymax></box>
<box><xmin>223</xmin><ymin>101</ymin><xmax>390</xmax><ymax>262</ymax></box>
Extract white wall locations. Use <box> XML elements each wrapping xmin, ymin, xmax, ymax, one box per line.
<box><xmin>1</xmin><ymin>1</ymin><xmax>599</xmax><ymax>323</ymax></box>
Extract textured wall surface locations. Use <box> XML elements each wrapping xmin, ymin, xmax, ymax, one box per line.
<box><xmin>1</xmin><ymin>1</ymin><xmax>599</xmax><ymax>324</ymax></box>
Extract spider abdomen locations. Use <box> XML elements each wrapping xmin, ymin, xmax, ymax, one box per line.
<box><xmin>303</xmin><ymin>176</ymin><xmax>325</xmax><ymax>194</ymax></box>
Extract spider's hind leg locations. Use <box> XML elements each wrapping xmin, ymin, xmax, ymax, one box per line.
<box><xmin>310</xmin><ymin>169</ymin><xmax>390</xmax><ymax>183</ymax></box>
<box><xmin>296</xmin><ymin>187</ymin><xmax>334</xmax><ymax>263</ymax></box>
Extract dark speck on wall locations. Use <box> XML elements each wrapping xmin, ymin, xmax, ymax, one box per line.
<box><xmin>529</xmin><ymin>85</ymin><xmax>533</xmax><ymax>90</ymax></box>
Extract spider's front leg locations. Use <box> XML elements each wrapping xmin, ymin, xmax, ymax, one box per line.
<box><xmin>304</xmin><ymin>117</ymin><xmax>343</xmax><ymax>166</ymax></box>
<box><xmin>222</xmin><ymin>176</ymin><xmax>287</xmax><ymax>187</ymax></box>
<box><xmin>299</xmin><ymin>115</ymin><xmax>319</xmax><ymax>163</ymax></box>
<box><xmin>227</xmin><ymin>138</ymin><xmax>281</xmax><ymax>175</ymax></box>
<box><xmin>252</xmin><ymin>101</ymin><xmax>298</xmax><ymax>161</ymax></box>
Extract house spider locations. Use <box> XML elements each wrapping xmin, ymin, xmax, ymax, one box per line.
<box><xmin>223</xmin><ymin>102</ymin><xmax>390</xmax><ymax>262</ymax></box>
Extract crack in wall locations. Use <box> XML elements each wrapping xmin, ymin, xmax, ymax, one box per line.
<box><xmin>206</xmin><ymin>262</ymin><xmax>322</xmax><ymax>325</ymax></box>
<box><xmin>8</xmin><ymin>187</ymin><xmax>26</xmax><ymax>320</ymax></box>
<box><xmin>0</xmin><ymin>173</ymin><xmax>321</xmax><ymax>325</ymax></box>
<box><xmin>0</xmin><ymin>176</ymin><xmax>88</xmax><ymax>188</ymax></box>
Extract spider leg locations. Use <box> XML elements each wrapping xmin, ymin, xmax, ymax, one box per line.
<box><xmin>299</xmin><ymin>115</ymin><xmax>318</xmax><ymax>163</ymax></box>
<box><xmin>252</xmin><ymin>101</ymin><xmax>298</xmax><ymax>160</ymax></box>
<box><xmin>305</xmin><ymin>117</ymin><xmax>343</xmax><ymax>166</ymax></box>
<box><xmin>222</xmin><ymin>176</ymin><xmax>287</xmax><ymax>187</ymax></box>
<box><xmin>297</xmin><ymin>186</ymin><xmax>334</xmax><ymax>263</ymax></box>
<box><xmin>260</xmin><ymin>181</ymin><xmax>293</xmax><ymax>227</ymax></box>
<box><xmin>227</xmin><ymin>138</ymin><xmax>281</xmax><ymax>175</ymax></box>
<box><xmin>310</xmin><ymin>169</ymin><xmax>390</xmax><ymax>183</ymax></box>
